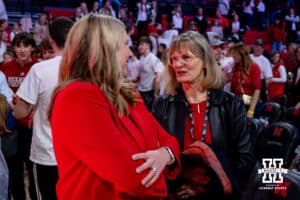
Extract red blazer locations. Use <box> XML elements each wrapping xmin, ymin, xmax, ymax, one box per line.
<box><xmin>51</xmin><ymin>81</ymin><xmax>180</xmax><ymax>200</ymax></box>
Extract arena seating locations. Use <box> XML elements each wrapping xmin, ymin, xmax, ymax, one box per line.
<box><xmin>43</xmin><ymin>7</ymin><xmax>75</xmax><ymax>20</ymax></box>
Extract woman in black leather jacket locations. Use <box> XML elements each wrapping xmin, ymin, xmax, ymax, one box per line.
<box><xmin>152</xmin><ymin>31</ymin><xmax>254</xmax><ymax>199</ymax></box>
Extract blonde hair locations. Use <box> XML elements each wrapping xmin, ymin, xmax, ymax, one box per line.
<box><xmin>166</xmin><ymin>31</ymin><xmax>223</xmax><ymax>95</ymax></box>
<box><xmin>0</xmin><ymin>94</ymin><xmax>10</xmax><ymax>135</ymax></box>
<box><xmin>51</xmin><ymin>14</ymin><xmax>138</xmax><ymax>117</ymax></box>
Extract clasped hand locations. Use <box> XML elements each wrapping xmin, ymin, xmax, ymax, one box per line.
<box><xmin>132</xmin><ymin>148</ymin><xmax>170</xmax><ymax>188</ymax></box>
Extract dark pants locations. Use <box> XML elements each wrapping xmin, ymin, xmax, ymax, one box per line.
<box><xmin>5</xmin><ymin>126</ymin><xmax>37</xmax><ymax>200</ymax></box>
<box><xmin>139</xmin><ymin>90</ymin><xmax>154</xmax><ymax>111</ymax></box>
<box><xmin>137</xmin><ymin>20</ymin><xmax>149</xmax><ymax>38</ymax></box>
<box><xmin>34</xmin><ymin>163</ymin><xmax>58</xmax><ymax>200</ymax></box>
<box><xmin>260</xmin><ymin>79</ymin><xmax>267</xmax><ymax>103</ymax></box>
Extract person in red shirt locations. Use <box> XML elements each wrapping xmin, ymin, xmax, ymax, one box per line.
<box><xmin>0</xmin><ymin>19</ymin><xmax>11</xmax><ymax>45</ymax></box>
<box><xmin>1</xmin><ymin>32</ymin><xmax>37</xmax><ymax>93</ymax></box>
<box><xmin>229</xmin><ymin>42</ymin><xmax>261</xmax><ymax>118</ymax></box>
<box><xmin>270</xmin><ymin>17</ymin><xmax>286</xmax><ymax>53</ymax></box>
<box><xmin>268</xmin><ymin>51</ymin><xmax>287</xmax><ymax>101</ymax></box>
<box><xmin>153</xmin><ymin>31</ymin><xmax>254</xmax><ymax>199</ymax></box>
<box><xmin>49</xmin><ymin>14</ymin><xmax>180</xmax><ymax>200</ymax></box>
<box><xmin>0</xmin><ymin>32</ymin><xmax>38</xmax><ymax>200</ymax></box>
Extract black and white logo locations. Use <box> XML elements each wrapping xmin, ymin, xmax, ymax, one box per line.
<box><xmin>258</xmin><ymin>158</ymin><xmax>288</xmax><ymax>184</ymax></box>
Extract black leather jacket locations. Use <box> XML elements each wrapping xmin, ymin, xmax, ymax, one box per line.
<box><xmin>152</xmin><ymin>88</ymin><xmax>255</xmax><ymax>181</ymax></box>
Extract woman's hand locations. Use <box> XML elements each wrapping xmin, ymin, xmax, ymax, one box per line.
<box><xmin>132</xmin><ymin>148</ymin><xmax>171</xmax><ymax>188</ymax></box>
<box><xmin>295</xmin><ymin>102</ymin><xmax>300</xmax><ymax>109</ymax></box>
<box><xmin>176</xmin><ymin>184</ymin><xmax>205</xmax><ymax>199</ymax></box>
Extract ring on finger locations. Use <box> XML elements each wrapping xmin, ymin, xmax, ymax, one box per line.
<box><xmin>151</xmin><ymin>167</ymin><xmax>158</xmax><ymax>174</ymax></box>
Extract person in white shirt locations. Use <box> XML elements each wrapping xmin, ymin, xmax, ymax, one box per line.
<box><xmin>0</xmin><ymin>0</ymin><xmax>7</xmax><ymax>20</ymax></box>
<box><xmin>0</xmin><ymin>71</ymin><xmax>13</xmax><ymax>107</ymax></box>
<box><xmin>9</xmin><ymin>22</ymin><xmax>22</xmax><ymax>42</ymax></box>
<box><xmin>255</xmin><ymin>0</ymin><xmax>266</xmax><ymax>31</ymax></box>
<box><xmin>136</xmin><ymin>0</ymin><xmax>151</xmax><ymax>37</ymax></box>
<box><xmin>158</xmin><ymin>23</ymin><xmax>178</xmax><ymax>48</ymax></box>
<box><xmin>126</xmin><ymin>45</ymin><xmax>141</xmax><ymax>85</ymax></box>
<box><xmin>285</xmin><ymin>8</ymin><xmax>300</xmax><ymax>44</ymax></box>
<box><xmin>0</xmin><ymin>30</ymin><xmax>6</xmax><ymax>63</ymax></box>
<box><xmin>218</xmin><ymin>0</ymin><xmax>230</xmax><ymax>16</ymax></box>
<box><xmin>211</xmin><ymin>19</ymin><xmax>224</xmax><ymax>39</ymax></box>
<box><xmin>14</xmin><ymin>17</ymin><xmax>74</xmax><ymax>200</ymax></box>
<box><xmin>231</xmin><ymin>14</ymin><xmax>240</xmax><ymax>40</ymax></box>
<box><xmin>172</xmin><ymin>4</ymin><xmax>183</xmax><ymax>33</ymax></box>
<box><xmin>243</xmin><ymin>0</ymin><xmax>254</xmax><ymax>29</ymax></box>
<box><xmin>250</xmin><ymin>38</ymin><xmax>273</xmax><ymax>102</ymax></box>
<box><xmin>207</xmin><ymin>32</ymin><xmax>234</xmax><ymax>92</ymax></box>
<box><xmin>99</xmin><ymin>0</ymin><xmax>116</xmax><ymax>17</ymax></box>
<box><xmin>138</xmin><ymin>36</ymin><xmax>163</xmax><ymax>111</ymax></box>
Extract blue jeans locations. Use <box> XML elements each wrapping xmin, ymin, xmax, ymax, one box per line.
<box><xmin>272</xmin><ymin>41</ymin><xmax>282</xmax><ymax>53</ymax></box>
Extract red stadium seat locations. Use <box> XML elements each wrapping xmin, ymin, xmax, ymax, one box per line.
<box><xmin>44</xmin><ymin>7</ymin><xmax>75</xmax><ymax>20</ymax></box>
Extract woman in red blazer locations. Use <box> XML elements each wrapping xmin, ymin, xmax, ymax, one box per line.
<box><xmin>49</xmin><ymin>14</ymin><xmax>180</xmax><ymax>200</ymax></box>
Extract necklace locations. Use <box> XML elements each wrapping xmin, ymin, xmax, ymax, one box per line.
<box><xmin>187</xmin><ymin>90</ymin><xmax>210</xmax><ymax>142</ymax></box>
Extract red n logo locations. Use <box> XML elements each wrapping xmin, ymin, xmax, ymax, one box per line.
<box><xmin>266</xmin><ymin>105</ymin><xmax>273</xmax><ymax>112</ymax></box>
<box><xmin>273</xmin><ymin>127</ymin><xmax>283</xmax><ymax>137</ymax></box>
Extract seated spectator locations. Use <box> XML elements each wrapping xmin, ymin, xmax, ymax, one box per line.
<box><xmin>215</xmin><ymin>9</ymin><xmax>229</xmax><ymax>36</ymax></box>
<box><xmin>211</xmin><ymin>19</ymin><xmax>224</xmax><ymax>39</ymax></box>
<box><xmin>231</xmin><ymin>14</ymin><xmax>241</xmax><ymax>40</ymax></box>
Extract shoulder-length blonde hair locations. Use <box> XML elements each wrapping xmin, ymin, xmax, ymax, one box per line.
<box><xmin>228</xmin><ymin>42</ymin><xmax>254</xmax><ymax>76</ymax></box>
<box><xmin>51</xmin><ymin>14</ymin><xmax>138</xmax><ymax>117</ymax></box>
<box><xmin>166</xmin><ymin>31</ymin><xmax>223</xmax><ymax>95</ymax></box>
<box><xmin>0</xmin><ymin>94</ymin><xmax>10</xmax><ymax>135</ymax></box>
